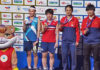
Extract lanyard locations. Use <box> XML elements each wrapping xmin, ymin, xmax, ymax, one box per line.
<box><xmin>63</xmin><ymin>16</ymin><xmax>72</xmax><ymax>24</ymax></box>
<box><xmin>86</xmin><ymin>16</ymin><xmax>95</xmax><ymax>28</ymax></box>
<box><xmin>26</xmin><ymin>17</ymin><xmax>34</xmax><ymax>24</ymax></box>
<box><xmin>45</xmin><ymin>19</ymin><xmax>53</xmax><ymax>25</ymax></box>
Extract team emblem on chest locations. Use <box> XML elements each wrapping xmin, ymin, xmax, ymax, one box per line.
<box><xmin>71</xmin><ymin>24</ymin><xmax>74</xmax><ymax>27</ymax></box>
<box><xmin>71</xmin><ymin>22</ymin><xmax>74</xmax><ymax>27</ymax></box>
<box><xmin>0</xmin><ymin>55</ymin><xmax>8</xmax><ymax>62</ymax></box>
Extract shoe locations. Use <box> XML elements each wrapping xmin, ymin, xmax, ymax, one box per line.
<box><xmin>27</xmin><ymin>68</ymin><xmax>32</xmax><ymax>70</ymax></box>
<box><xmin>28</xmin><ymin>68</ymin><xmax>32</xmax><ymax>70</ymax></box>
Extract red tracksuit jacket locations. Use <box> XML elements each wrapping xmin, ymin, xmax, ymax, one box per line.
<box><xmin>81</xmin><ymin>16</ymin><xmax>100</xmax><ymax>44</ymax></box>
<box><xmin>60</xmin><ymin>16</ymin><xmax>80</xmax><ymax>43</ymax></box>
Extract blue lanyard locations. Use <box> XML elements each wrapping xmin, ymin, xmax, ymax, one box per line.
<box><xmin>86</xmin><ymin>17</ymin><xmax>95</xmax><ymax>28</ymax></box>
<box><xmin>63</xmin><ymin>16</ymin><xmax>72</xmax><ymax>24</ymax></box>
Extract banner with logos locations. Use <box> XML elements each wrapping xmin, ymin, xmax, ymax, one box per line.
<box><xmin>0</xmin><ymin>0</ymin><xmax>100</xmax><ymax>52</ymax></box>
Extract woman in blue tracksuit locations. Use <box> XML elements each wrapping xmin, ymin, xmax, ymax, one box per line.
<box><xmin>59</xmin><ymin>5</ymin><xmax>80</xmax><ymax>70</ymax></box>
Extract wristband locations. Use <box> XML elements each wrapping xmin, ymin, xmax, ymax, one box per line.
<box><xmin>36</xmin><ymin>38</ymin><xmax>39</xmax><ymax>41</ymax></box>
<box><xmin>13</xmin><ymin>67</ymin><xmax>19</xmax><ymax>70</ymax></box>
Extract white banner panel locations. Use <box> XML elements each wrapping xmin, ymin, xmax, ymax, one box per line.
<box><xmin>13</xmin><ymin>46</ymin><xmax>23</xmax><ymax>51</ymax></box>
<box><xmin>2</xmin><ymin>20</ymin><xmax>12</xmax><ymax>25</ymax></box>
<box><xmin>85</xmin><ymin>1</ymin><xmax>96</xmax><ymax>7</ymax></box>
<box><xmin>1</xmin><ymin>13</ymin><xmax>12</xmax><ymax>19</ymax></box>
<box><xmin>72</xmin><ymin>1</ymin><xmax>83</xmax><ymax>7</ymax></box>
<box><xmin>25</xmin><ymin>0</ymin><xmax>35</xmax><ymax>5</ymax></box>
<box><xmin>60</xmin><ymin>0</ymin><xmax>71</xmax><ymax>6</ymax></box>
<box><xmin>15</xmin><ymin>27</ymin><xmax>23</xmax><ymax>32</ymax></box>
<box><xmin>13</xmin><ymin>20</ymin><xmax>23</xmax><ymax>26</ymax></box>
<box><xmin>48</xmin><ymin>0</ymin><xmax>59</xmax><ymax>6</ymax></box>
<box><xmin>13</xmin><ymin>14</ymin><xmax>23</xmax><ymax>19</ymax></box>
<box><xmin>1</xmin><ymin>0</ymin><xmax>12</xmax><ymax>4</ymax></box>
<box><xmin>36</xmin><ymin>0</ymin><xmax>47</xmax><ymax>6</ymax></box>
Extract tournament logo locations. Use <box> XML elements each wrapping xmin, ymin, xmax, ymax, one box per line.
<box><xmin>73</xmin><ymin>9</ymin><xmax>81</xmax><ymax>14</ymax></box>
<box><xmin>75</xmin><ymin>16</ymin><xmax>83</xmax><ymax>22</ymax></box>
<box><xmin>5</xmin><ymin>6</ymin><xmax>10</xmax><ymax>10</ymax></box>
<box><xmin>27</xmin><ymin>0</ymin><xmax>32</xmax><ymax>2</ymax></box>
<box><xmin>15</xmin><ymin>14</ymin><xmax>22</xmax><ymax>19</ymax></box>
<box><xmin>72</xmin><ymin>1</ymin><xmax>83</xmax><ymax>7</ymax></box>
<box><xmin>1</xmin><ymin>0</ymin><xmax>11</xmax><ymax>4</ymax></box>
<box><xmin>15</xmin><ymin>27</ymin><xmax>21</xmax><ymax>31</ymax></box>
<box><xmin>48</xmin><ymin>0</ymin><xmax>59</xmax><ymax>6</ymax></box>
<box><xmin>36</xmin><ymin>0</ymin><xmax>47</xmax><ymax>5</ymax></box>
<box><xmin>52</xmin><ymin>8</ymin><xmax>57</xmax><ymax>13</ymax></box>
<box><xmin>25</xmin><ymin>0</ymin><xmax>35</xmax><ymax>5</ymax></box>
<box><xmin>36</xmin><ymin>15</ymin><xmax>46</xmax><ymax>20</ymax></box>
<box><xmin>2</xmin><ymin>13</ymin><xmax>12</xmax><ymax>19</ymax></box>
<box><xmin>14</xmin><ymin>21</ymin><xmax>23</xmax><ymax>25</ymax></box>
<box><xmin>14</xmin><ymin>0</ymin><xmax>23</xmax><ymax>3</ymax></box>
<box><xmin>14</xmin><ymin>33</ymin><xmax>23</xmax><ymax>39</ymax></box>
<box><xmin>22</xmin><ymin>7</ymin><xmax>29</xmax><ymax>12</ymax></box>
<box><xmin>17</xmin><ymin>6</ymin><xmax>21</xmax><ymax>11</ymax></box>
<box><xmin>2</xmin><ymin>20</ymin><xmax>12</xmax><ymax>25</ymax></box>
<box><xmin>3</xmin><ymin>14</ymin><xmax>10</xmax><ymax>18</ymax></box>
<box><xmin>36</xmin><ymin>7</ymin><xmax>46</xmax><ymax>14</ymax></box>
<box><xmin>14</xmin><ymin>40</ymin><xmax>23</xmax><ymax>45</ymax></box>
<box><xmin>0</xmin><ymin>55</ymin><xmax>8</xmax><ymax>62</ymax></box>
<box><xmin>4</xmin><ymin>20</ymin><xmax>9</xmax><ymax>23</ymax></box>
<box><xmin>60</xmin><ymin>1</ymin><xmax>71</xmax><ymax>6</ymax></box>
<box><xmin>14</xmin><ymin>14</ymin><xmax>23</xmax><ymax>19</ymax></box>
<box><xmin>85</xmin><ymin>1</ymin><xmax>96</xmax><ymax>7</ymax></box>
<box><xmin>37</xmin><ymin>1</ymin><xmax>43</xmax><ymax>4</ymax></box>
<box><xmin>73</xmin><ymin>2</ymin><xmax>82</xmax><ymax>5</ymax></box>
<box><xmin>61</xmin><ymin>1</ymin><xmax>67</xmax><ymax>4</ymax></box>
<box><xmin>49</xmin><ymin>1</ymin><xmax>58</xmax><ymax>4</ymax></box>
<box><xmin>15</xmin><ymin>27</ymin><xmax>23</xmax><ymax>32</ymax></box>
<box><xmin>3</xmin><ymin>20</ymin><xmax>11</xmax><ymax>25</ymax></box>
<box><xmin>13</xmin><ymin>46</ymin><xmax>23</xmax><ymax>51</ymax></box>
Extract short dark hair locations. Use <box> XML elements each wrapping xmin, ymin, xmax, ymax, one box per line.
<box><xmin>30</xmin><ymin>5</ymin><xmax>35</xmax><ymax>8</ymax></box>
<box><xmin>45</xmin><ymin>9</ymin><xmax>54</xmax><ymax>15</ymax></box>
<box><xmin>65</xmin><ymin>5</ymin><xmax>73</xmax><ymax>11</ymax></box>
<box><xmin>86</xmin><ymin>4</ymin><xmax>95</xmax><ymax>11</ymax></box>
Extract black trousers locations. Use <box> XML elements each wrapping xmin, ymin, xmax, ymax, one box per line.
<box><xmin>83</xmin><ymin>43</ymin><xmax>100</xmax><ymax>70</ymax></box>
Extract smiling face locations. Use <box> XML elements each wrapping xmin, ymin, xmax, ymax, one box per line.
<box><xmin>29</xmin><ymin>9</ymin><xmax>36</xmax><ymax>17</ymax></box>
<box><xmin>46</xmin><ymin>13</ymin><xmax>53</xmax><ymax>20</ymax></box>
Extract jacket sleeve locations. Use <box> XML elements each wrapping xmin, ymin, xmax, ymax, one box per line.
<box><xmin>59</xmin><ymin>17</ymin><xmax>64</xmax><ymax>31</ymax></box>
<box><xmin>81</xmin><ymin>19</ymin><xmax>86</xmax><ymax>35</ymax></box>
<box><xmin>75</xmin><ymin>19</ymin><xmax>80</xmax><ymax>43</ymax></box>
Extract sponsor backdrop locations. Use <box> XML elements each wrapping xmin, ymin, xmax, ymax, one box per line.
<box><xmin>0</xmin><ymin>0</ymin><xmax>100</xmax><ymax>52</ymax></box>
